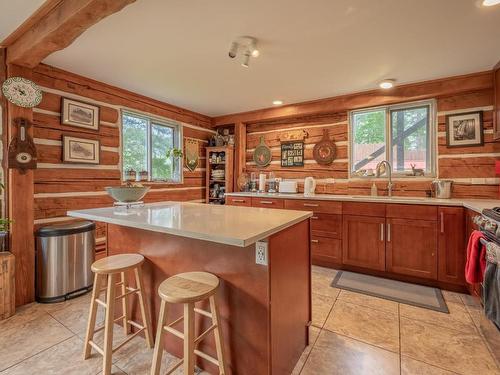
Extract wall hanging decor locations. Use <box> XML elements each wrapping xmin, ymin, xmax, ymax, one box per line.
<box><xmin>8</xmin><ymin>118</ymin><xmax>37</xmax><ymax>173</ymax></box>
<box><xmin>446</xmin><ymin>111</ymin><xmax>483</xmax><ymax>147</ymax></box>
<box><xmin>279</xmin><ymin>129</ymin><xmax>308</xmax><ymax>142</ymax></box>
<box><xmin>281</xmin><ymin>141</ymin><xmax>304</xmax><ymax>167</ymax></box>
<box><xmin>253</xmin><ymin>136</ymin><xmax>272</xmax><ymax>167</ymax></box>
<box><xmin>184</xmin><ymin>138</ymin><xmax>199</xmax><ymax>172</ymax></box>
<box><xmin>62</xmin><ymin>136</ymin><xmax>100</xmax><ymax>164</ymax></box>
<box><xmin>313</xmin><ymin>129</ymin><xmax>336</xmax><ymax>165</ymax></box>
<box><xmin>61</xmin><ymin>97</ymin><xmax>100</xmax><ymax>131</ymax></box>
<box><xmin>2</xmin><ymin>77</ymin><xmax>42</xmax><ymax>108</ymax></box>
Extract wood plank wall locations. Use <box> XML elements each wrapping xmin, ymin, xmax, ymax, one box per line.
<box><xmin>243</xmin><ymin>80</ymin><xmax>499</xmax><ymax>199</ymax></box>
<box><xmin>31</xmin><ymin>64</ymin><xmax>213</xmax><ymax>251</ymax></box>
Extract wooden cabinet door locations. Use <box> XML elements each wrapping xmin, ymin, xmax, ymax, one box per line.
<box><xmin>342</xmin><ymin>215</ymin><xmax>386</xmax><ymax>271</ymax></box>
<box><xmin>386</xmin><ymin>218</ymin><xmax>437</xmax><ymax>279</ymax></box>
<box><xmin>438</xmin><ymin>207</ymin><xmax>466</xmax><ymax>285</ymax></box>
<box><xmin>311</xmin><ymin>236</ymin><xmax>342</xmax><ymax>266</ymax></box>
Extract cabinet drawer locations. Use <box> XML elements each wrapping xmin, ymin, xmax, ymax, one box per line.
<box><xmin>311</xmin><ymin>213</ymin><xmax>342</xmax><ymax>238</ymax></box>
<box><xmin>342</xmin><ymin>202</ymin><xmax>386</xmax><ymax>217</ymax></box>
<box><xmin>311</xmin><ymin>236</ymin><xmax>342</xmax><ymax>264</ymax></box>
<box><xmin>251</xmin><ymin>197</ymin><xmax>285</xmax><ymax>209</ymax></box>
<box><xmin>226</xmin><ymin>196</ymin><xmax>252</xmax><ymax>207</ymax></box>
<box><xmin>284</xmin><ymin>199</ymin><xmax>342</xmax><ymax>214</ymax></box>
<box><xmin>386</xmin><ymin>204</ymin><xmax>437</xmax><ymax>221</ymax></box>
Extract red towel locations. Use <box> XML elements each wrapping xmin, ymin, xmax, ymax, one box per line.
<box><xmin>465</xmin><ymin>230</ymin><xmax>487</xmax><ymax>284</ymax></box>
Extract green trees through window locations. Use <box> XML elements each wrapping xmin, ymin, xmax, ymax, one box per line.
<box><xmin>351</xmin><ymin>101</ymin><xmax>434</xmax><ymax>175</ymax></box>
<box><xmin>122</xmin><ymin>112</ymin><xmax>181</xmax><ymax>182</ymax></box>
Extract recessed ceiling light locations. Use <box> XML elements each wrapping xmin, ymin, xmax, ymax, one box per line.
<box><xmin>251</xmin><ymin>49</ymin><xmax>260</xmax><ymax>58</ymax></box>
<box><xmin>272</xmin><ymin>100</ymin><xmax>283</xmax><ymax>106</ymax></box>
<box><xmin>379</xmin><ymin>79</ymin><xmax>395</xmax><ymax>89</ymax></box>
<box><xmin>483</xmin><ymin>0</ymin><xmax>500</xmax><ymax>6</ymax></box>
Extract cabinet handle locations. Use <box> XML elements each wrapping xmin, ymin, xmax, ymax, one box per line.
<box><xmin>380</xmin><ymin>223</ymin><xmax>384</xmax><ymax>242</ymax></box>
<box><xmin>311</xmin><ymin>239</ymin><xmax>319</xmax><ymax>243</ymax></box>
<box><xmin>311</xmin><ymin>216</ymin><xmax>319</xmax><ymax>220</ymax></box>
<box><xmin>232</xmin><ymin>199</ymin><xmax>245</xmax><ymax>203</ymax></box>
<box><xmin>303</xmin><ymin>203</ymin><xmax>319</xmax><ymax>207</ymax></box>
<box><xmin>387</xmin><ymin>223</ymin><xmax>391</xmax><ymax>242</ymax></box>
<box><xmin>260</xmin><ymin>201</ymin><xmax>274</xmax><ymax>205</ymax></box>
<box><xmin>440</xmin><ymin>212</ymin><xmax>444</xmax><ymax>233</ymax></box>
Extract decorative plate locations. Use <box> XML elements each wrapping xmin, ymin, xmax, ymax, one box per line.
<box><xmin>313</xmin><ymin>129</ymin><xmax>336</xmax><ymax>165</ymax></box>
<box><xmin>2</xmin><ymin>77</ymin><xmax>42</xmax><ymax>108</ymax></box>
<box><xmin>253</xmin><ymin>136</ymin><xmax>272</xmax><ymax>167</ymax></box>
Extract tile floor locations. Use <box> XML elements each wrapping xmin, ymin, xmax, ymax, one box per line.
<box><xmin>0</xmin><ymin>266</ymin><xmax>498</xmax><ymax>375</ymax></box>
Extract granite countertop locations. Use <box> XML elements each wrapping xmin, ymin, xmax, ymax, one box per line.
<box><xmin>225</xmin><ymin>192</ymin><xmax>500</xmax><ymax>213</ymax></box>
<box><xmin>68</xmin><ymin>202</ymin><xmax>312</xmax><ymax>247</ymax></box>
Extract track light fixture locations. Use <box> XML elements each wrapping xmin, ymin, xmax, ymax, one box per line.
<box><xmin>228</xmin><ymin>36</ymin><xmax>259</xmax><ymax>67</ymax></box>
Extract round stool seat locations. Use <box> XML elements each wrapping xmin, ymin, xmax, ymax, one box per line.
<box><xmin>158</xmin><ymin>271</ymin><xmax>219</xmax><ymax>304</ymax></box>
<box><xmin>91</xmin><ymin>254</ymin><xmax>144</xmax><ymax>274</ymax></box>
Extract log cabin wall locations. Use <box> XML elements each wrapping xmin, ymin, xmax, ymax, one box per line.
<box><xmin>241</xmin><ymin>72</ymin><xmax>499</xmax><ymax>199</ymax></box>
<box><xmin>31</xmin><ymin>64</ymin><xmax>213</xmax><ymax>253</ymax></box>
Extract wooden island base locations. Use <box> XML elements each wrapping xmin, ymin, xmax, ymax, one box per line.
<box><xmin>107</xmin><ymin>220</ymin><xmax>311</xmax><ymax>375</ymax></box>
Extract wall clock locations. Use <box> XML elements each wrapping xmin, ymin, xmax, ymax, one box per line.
<box><xmin>2</xmin><ymin>77</ymin><xmax>42</xmax><ymax>108</ymax></box>
<box><xmin>313</xmin><ymin>129</ymin><xmax>336</xmax><ymax>165</ymax></box>
<box><xmin>8</xmin><ymin>118</ymin><xmax>37</xmax><ymax>173</ymax></box>
<box><xmin>253</xmin><ymin>136</ymin><xmax>272</xmax><ymax>167</ymax></box>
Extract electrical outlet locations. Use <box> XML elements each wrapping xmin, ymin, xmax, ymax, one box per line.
<box><xmin>255</xmin><ymin>240</ymin><xmax>268</xmax><ymax>266</ymax></box>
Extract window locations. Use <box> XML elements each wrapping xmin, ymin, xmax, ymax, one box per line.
<box><xmin>122</xmin><ymin>112</ymin><xmax>182</xmax><ymax>182</ymax></box>
<box><xmin>350</xmin><ymin>100</ymin><xmax>435</xmax><ymax>176</ymax></box>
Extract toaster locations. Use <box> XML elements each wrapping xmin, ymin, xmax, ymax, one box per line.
<box><xmin>278</xmin><ymin>180</ymin><xmax>298</xmax><ymax>193</ymax></box>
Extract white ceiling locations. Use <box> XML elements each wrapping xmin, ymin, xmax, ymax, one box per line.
<box><xmin>0</xmin><ymin>0</ymin><xmax>46</xmax><ymax>41</ymax></box>
<box><xmin>6</xmin><ymin>1</ymin><xmax>500</xmax><ymax>116</ymax></box>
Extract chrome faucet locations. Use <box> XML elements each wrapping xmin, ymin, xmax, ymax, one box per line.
<box><xmin>376</xmin><ymin>160</ymin><xmax>393</xmax><ymax>197</ymax></box>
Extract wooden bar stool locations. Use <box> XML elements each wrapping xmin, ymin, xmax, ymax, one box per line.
<box><xmin>150</xmin><ymin>271</ymin><xmax>227</xmax><ymax>375</ymax></box>
<box><xmin>83</xmin><ymin>254</ymin><xmax>153</xmax><ymax>375</ymax></box>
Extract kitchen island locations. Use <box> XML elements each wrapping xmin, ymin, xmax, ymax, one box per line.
<box><xmin>68</xmin><ymin>202</ymin><xmax>313</xmax><ymax>375</ymax></box>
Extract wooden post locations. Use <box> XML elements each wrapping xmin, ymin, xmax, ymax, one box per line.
<box><xmin>233</xmin><ymin>122</ymin><xmax>246</xmax><ymax>189</ymax></box>
<box><xmin>6</xmin><ymin>64</ymin><xmax>35</xmax><ymax>306</ymax></box>
<box><xmin>0</xmin><ymin>252</ymin><xmax>15</xmax><ymax>320</ymax></box>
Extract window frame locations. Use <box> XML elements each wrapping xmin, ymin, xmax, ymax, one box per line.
<box><xmin>349</xmin><ymin>99</ymin><xmax>436</xmax><ymax>178</ymax></box>
<box><xmin>121</xmin><ymin>110</ymin><xmax>183</xmax><ymax>183</ymax></box>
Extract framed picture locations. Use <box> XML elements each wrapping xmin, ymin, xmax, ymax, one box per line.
<box><xmin>61</xmin><ymin>97</ymin><xmax>100</xmax><ymax>130</ymax></box>
<box><xmin>446</xmin><ymin>111</ymin><xmax>483</xmax><ymax>147</ymax></box>
<box><xmin>281</xmin><ymin>141</ymin><xmax>304</xmax><ymax>167</ymax></box>
<box><xmin>62</xmin><ymin>136</ymin><xmax>100</xmax><ymax>164</ymax></box>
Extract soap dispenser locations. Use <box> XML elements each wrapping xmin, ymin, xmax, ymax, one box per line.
<box><xmin>371</xmin><ymin>183</ymin><xmax>378</xmax><ymax>196</ymax></box>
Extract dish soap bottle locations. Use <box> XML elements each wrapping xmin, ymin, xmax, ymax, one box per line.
<box><xmin>371</xmin><ymin>183</ymin><xmax>378</xmax><ymax>196</ymax></box>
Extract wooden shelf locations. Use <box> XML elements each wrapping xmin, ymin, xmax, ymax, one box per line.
<box><xmin>206</xmin><ymin>146</ymin><xmax>234</xmax><ymax>205</ymax></box>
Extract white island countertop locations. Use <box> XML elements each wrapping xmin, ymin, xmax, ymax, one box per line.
<box><xmin>68</xmin><ymin>202</ymin><xmax>312</xmax><ymax>247</ymax></box>
<box><xmin>225</xmin><ymin>192</ymin><xmax>500</xmax><ymax>214</ymax></box>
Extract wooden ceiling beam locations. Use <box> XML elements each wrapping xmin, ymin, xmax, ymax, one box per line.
<box><xmin>5</xmin><ymin>0</ymin><xmax>136</xmax><ymax>68</ymax></box>
<box><xmin>213</xmin><ymin>71</ymin><xmax>493</xmax><ymax>126</ymax></box>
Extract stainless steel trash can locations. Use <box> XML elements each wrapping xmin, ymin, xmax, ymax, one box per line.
<box><xmin>36</xmin><ymin>221</ymin><xmax>95</xmax><ymax>303</ymax></box>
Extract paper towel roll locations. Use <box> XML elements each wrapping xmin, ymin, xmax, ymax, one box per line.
<box><xmin>259</xmin><ymin>173</ymin><xmax>266</xmax><ymax>192</ymax></box>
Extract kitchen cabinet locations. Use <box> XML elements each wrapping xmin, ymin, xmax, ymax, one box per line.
<box><xmin>226</xmin><ymin>196</ymin><xmax>252</xmax><ymax>206</ymax></box>
<box><xmin>342</xmin><ymin>215</ymin><xmax>386</xmax><ymax>271</ymax></box>
<box><xmin>284</xmin><ymin>199</ymin><xmax>342</xmax><ymax>266</ymax></box>
<box><xmin>311</xmin><ymin>236</ymin><xmax>342</xmax><ymax>265</ymax></box>
<box><xmin>251</xmin><ymin>197</ymin><xmax>284</xmax><ymax>209</ymax></box>
<box><xmin>438</xmin><ymin>207</ymin><xmax>466</xmax><ymax>285</ymax></box>
<box><xmin>386</xmin><ymin>218</ymin><xmax>437</xmax><ymax>279</ymax></box>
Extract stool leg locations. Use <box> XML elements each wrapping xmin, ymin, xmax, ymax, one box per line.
<box><xmin>83</xmin><ymin>273</ymin><xmax>101</xmax><ymax>359</ymax></box>
<box><xmin>150</xmin><ymin>299</ymin><xmax>168</xmax><ymax>375</ymax></box>
<box><xmin>209</xmin><ymin>296</ymin><xmax>227</xmax><ymax>375</ymax></box>
<box><xmin>120</xmin><ymin>272</ymin><xmax>130</xmax><ymax>335</ymax></box>
<box><xmin>103</xmin><ymin>273</ymin><xmax>117</xmax><ymax>375</ymax></box>
<box><xmin>134</xmin><ymin>266</ymin><xmax>153</xmax><ymax>348</ymax></box>
<box><xmin>183</xmin><ymin>302</ymin><xmax>195</xmax><ymax>374</ymax></box>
